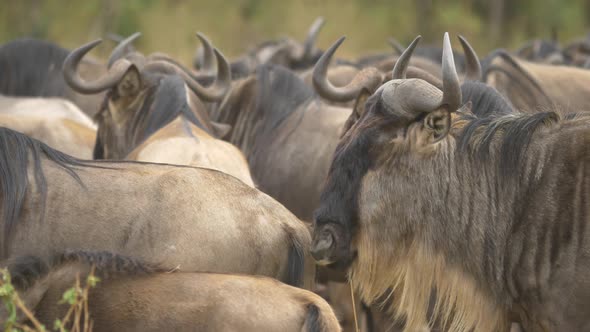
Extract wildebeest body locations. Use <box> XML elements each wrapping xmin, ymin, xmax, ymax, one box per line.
<box><xmin>4</xmin><ymin>252</ymin><xmax>340</xmax><ymax>331</ymax></box>
<box><xmin>312</xmin><ymin>34</ymin><xmax>590</xmax><ymax>331</ymax></box>
<box><xmin>0</xmin><ymin>39</ymin><xmax>104</xmax><ymax>117</ymax></box>
<box><xmin>0</xmin><ymin>128</ymin><xmax>314</xmax><ymax>289</ymax></box>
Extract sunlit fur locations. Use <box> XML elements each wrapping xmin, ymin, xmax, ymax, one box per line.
<box><xmin>3</xmin><ymin>251</ymin><xmax>339</xmax><ymax>332</ymax></box>
<box><xmin>351</xmin><ymin>229</ymin><xmax>507</xmax><ymax>331</ymax></box>
<box><xmin>0</xmin><ymin>127</ymin><xmax>315</xmax><ymax>289</ymax></box>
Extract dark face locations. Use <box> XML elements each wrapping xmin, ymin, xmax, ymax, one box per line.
<box><xmin>311</xmin><ymin>91</ymin><xmax>407</xmax><ymax>268</ymax></box>
<box><xmin>311</xmin><ymin>80</ymin><xmax>454</xmax><ymax>269</ymax></box>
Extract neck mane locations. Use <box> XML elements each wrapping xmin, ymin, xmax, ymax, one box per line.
<box><xmin>353</xmin><ymin>109</ymin><xmax>590</xmax><ymax>331</ymax></box>
<box><xmin>212</xmin><ymin>64</ymin><xmax>314</xmax><ymax>157</ymax></box>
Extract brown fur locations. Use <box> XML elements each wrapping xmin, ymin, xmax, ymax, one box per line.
<box><xmin>127</xmin><ymin>117</ymin><xmax>254</xmax><ymax>186</ymax></box>
<box><xmin>351</xmin><ymin>231</ymin><xmax>507</xmax><ymax>331</ymax></box>
<box><xmin>0</xmin><ymin>128</ymin><xmax>315</xmax><ymax>289</ymax></box>
<box><xmin>6</xmin><ymin>252</ymin><xmax>338</xmax><ymax>332</ymax></box>
<box><xmin>0</xmin><ymin>115</ymin><xmax>95</xmax><ymax>159</ymax></box>
<box><xmin>94</xmin><ymin>62</ymin><xmax>254</xmax><ymax>186</ymax></box>
<box><xmin>212</xmin><ymin>65</ymin><xmax>349</xmax><ymax>221</ymax></box>
<box><xmin>486</xmin><ymin>54</ymin><xmax>590</xmax><ymax>112</ymax></box>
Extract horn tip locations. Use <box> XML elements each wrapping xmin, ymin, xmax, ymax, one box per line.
<box><xmin>88</xmin><ymin>39</ymin><xmax>103</xmax><ymax>48</ymax></box>
<box><xmin>407</xmin><ymin>35</ymin><xmax>422</xmax><ymax>49</ymax></box>
<box><xmin>458</xmin><ymin>35</ymin><xmax>469</xmax><ymax>45</ymax></box>
<box><xmin>332</xmin><ymin>36</ymin><xmax>346</xmax><ymax>51</ymax></box>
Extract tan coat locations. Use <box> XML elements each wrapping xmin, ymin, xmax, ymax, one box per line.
<box><xmin>127</xmin><ymin>117</ymin><xmax>254</xmax><ymax>186</ymax></box>
<box><xmin>13</xmin><ymin>253</ymin><xmax>339</xmax><ymax>332</ymax></box>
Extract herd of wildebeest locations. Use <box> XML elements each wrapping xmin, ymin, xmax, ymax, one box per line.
<box><xmin>0</xmin><ymin>16</ymin><xmax>590</xmax><ymax>331</ymax></box>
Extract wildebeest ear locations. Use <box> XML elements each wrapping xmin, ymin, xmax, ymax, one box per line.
<box><xmin>340</xmin><ymin>88</ymin><xmax>372</xmax><ymax>137</ymax></box>
<box><xmin>423</xmin><ymin>107</ymin><xmax>451</xmax><ymax>143</ymax></box>
<box><xmin>353</xmin><ymin>88</ymin><xmax>371</xmax><ymax>118</ymax></box>
<box><xmin>117</xmin><ymin>65</ymin><xmax>141</xmax><ymax>97</ymax></box>
<box><xmin>211</xmin><ymin>121</ymin><xmax>232</xmax><ymax>139</ymax></box>
<box><xmin>459</xmin><ymin>100</ymin><xmax>473</xmax><ymax>114</ymax></box>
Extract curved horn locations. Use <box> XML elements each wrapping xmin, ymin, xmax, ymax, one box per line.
<box><xmin>387</xmin><ymin>38</ymin><xmax>405</xmax><ymax>55</ymax></box>
<box><xmin>151</xmin><ymin>47</ymin><xmax>229</xmax><ymax>102</ymax></box>
<box><xmin>313</xmin><ymin>36</ymin><xmax>384</xmax><ymax>102</ymax></box>
<box><xmin>63</xmin><ymin>39</ymin><xmax>134</xmax><ymax>94</ymax></box>
<box><xmin>107</xmin><ymin>32</ymin><xmax>141</xmax><ymax>68</ymax></box>
<box><xmin>196</xmin><ymin>32</ymin><xmax>215</xmax><ymax>75</ymax></box>
<box><xmin>441</xmin><ymin>32</ymin><xmax>462</xmax><ymax>111</ymax></box>
<box><xmin>300</xmin><ymin>16</ymin><xmax>325</xmax><ymax>61</ymax></box>
<box><xmin>392</xmin><ymin>35</ymin><xmax>421</xmax><ymax>79</ymax></box>
<box><xmin>184</xmin><ymin>48</ymin><xmax>230</xmax><ymax>101</ymax></box>
<box><xmin>106</xmin><ymin>33</ymin><xmax>126</xmax><ymax>43</ymax></box>
<box><xmin>406</xmin><ymin>66</ymin><xmax>443</xmax><ymax>90</ymax></box>
<box><xmin>458</xmin><ymin>35</ymin><xmax>482</xmax><ymax>81</ymax></box>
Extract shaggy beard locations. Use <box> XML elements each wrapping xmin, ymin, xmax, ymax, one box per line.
<box><xmin>349</xmin><ymin>229</ymin><xmax>509</xmax><ymax>332</ymax></box>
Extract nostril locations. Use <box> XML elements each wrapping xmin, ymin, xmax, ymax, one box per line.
<box><xmin>316</xmin><ymin>231</ymin><xmax>334</xmax><ymax>251</ymax></box>
<box><xmin>311</xmin><ymin>229</ymin><xmax>335</xmax><ymax>260</ymax></box>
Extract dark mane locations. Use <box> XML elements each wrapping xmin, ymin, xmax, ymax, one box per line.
<box><xmin>7</xmin><ymin>251</ymin><xmax>162</xmax><ymax>291</ymax></box>
<box><xmin>461</xmin><ymin>81</ymin><xmax>515</xmax><ymax>118</ymax></box>
<box><xmin>0</xmin><ymin>39</ymin><xmax>69</xmax><ymax>97</ymax></box>
<box><xmin>456</xmin><ymin>111</ymin><xmax>560</xmax><ymax>176</ymax></box>
<box><xmin>131</xmin><ymin>74</ymin><xmax>207</xmax><ymax>138</ymax></box>
<box><xmin>253</xmin><ymin>64</ymin><xmax>315</xmax><ymax>146</ymax></box>
<box><xmin>0</xmin><ymin>127</ymin><xmax>89</xmax><ymax>257</ymax></box>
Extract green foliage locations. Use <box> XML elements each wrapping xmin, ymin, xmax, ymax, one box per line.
<box><xmin>0</xmin><ymin>0</ymin><xmax>588</xmax><ymax>63</ymax></box>
<box><xmin>0</xmin><ymin>267</ymin><xmax>99</xmax><ymax>332</ymax></box>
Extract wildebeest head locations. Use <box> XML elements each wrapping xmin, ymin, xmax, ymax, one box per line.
<box><xmin>214</xmin><ymin>17</ymin><xmax>326</xmax><ymax>79</ymax></box>
<box><xmin>63</xmin><ymin>34</ymin><xmax>230</xmax><ymax>159</ymax></box>
<box><xmin>312</xmin><ymin>35</ymin><xmax>481</xmax><ymax>106</ymax></box>
<box><xmin>516</xmin><ymin>39</ymin><xmax>564</xmax><ymax>64</ymax></box>
<box><xmin>311</xmin><ymin>33</ymin><xmax>466</xmax><ymax>268</ymax></box>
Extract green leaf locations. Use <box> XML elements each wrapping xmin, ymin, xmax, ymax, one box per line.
<box><xmin>53</xmin><ymin>319</ymin><xmax>63</xmax><ymax>330</ymax></box>
<box><xmin>86</xmin><ymin>275</ymin><xmax>100</xmax><ymax>288</ymax></box>
<box><xmin>59</xmin><ymin>287</ymin><xmax>78</xmax><ymax>305</ymax></box>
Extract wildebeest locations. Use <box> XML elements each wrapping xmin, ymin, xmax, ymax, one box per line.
<box><xmin>312</xmin><ymin>32</ymin><xmax>590</xmax><ymax>331</ymax></box>
<box><xmin>63</xmin><ymin>36</ymin><xmax>255</xmax><ymax>186</ymax></box>
<box><xmin>209</xmin><ymin>34</ymin><xmax>480</xmax><ymax>220</ymax></box>
<box><xmin>3</xmin><ymin>251</ymin><xmax>340</xmax><ymax>332</ymax></box>
<box><xmin>0</xmin><ymin>127</ymin><xmax>314</xmax><ymax>289</ymax></box>
<box><xmin>0</xmin><ymin>95</ymin><xmax>96</xmax><ymax>127</ymax></box>
<box><xmin>210</xmin><ymin>60</ymin><xmax>381</xmax><ymax>221</ymax></box>
<box><xmin>515</xmin><ymin>38</ymin><xmax>564</xmax><ymax>64</ymax></box>
<box><xmin>483</xmin><ymin>49</ymin><xmax>590</xmax><ymax>112</ymax></box>
<box><xmin>210</xmin><ymin>17</ymin><xmax>326</xmax><ymax>79</ymax></box>
<box><xmin>0</xmin><ymin>95</ymin><xmax>96</xmax><ymax>159</ymax></box>
<box><xmin>0</xmin><ymin>38</ymin><xmax>105</xmax><ymax>117</ymax></box>
<box><xmin>561</xmin><ymin>34</ymin><xmax>590</xmax><ymax>67</ymax></box>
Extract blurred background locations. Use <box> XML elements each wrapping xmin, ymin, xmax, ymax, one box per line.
<box><xmin>1</xmin><ymin>0</ymin><xmax>589</xmax><ymax>62</ymax></box>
